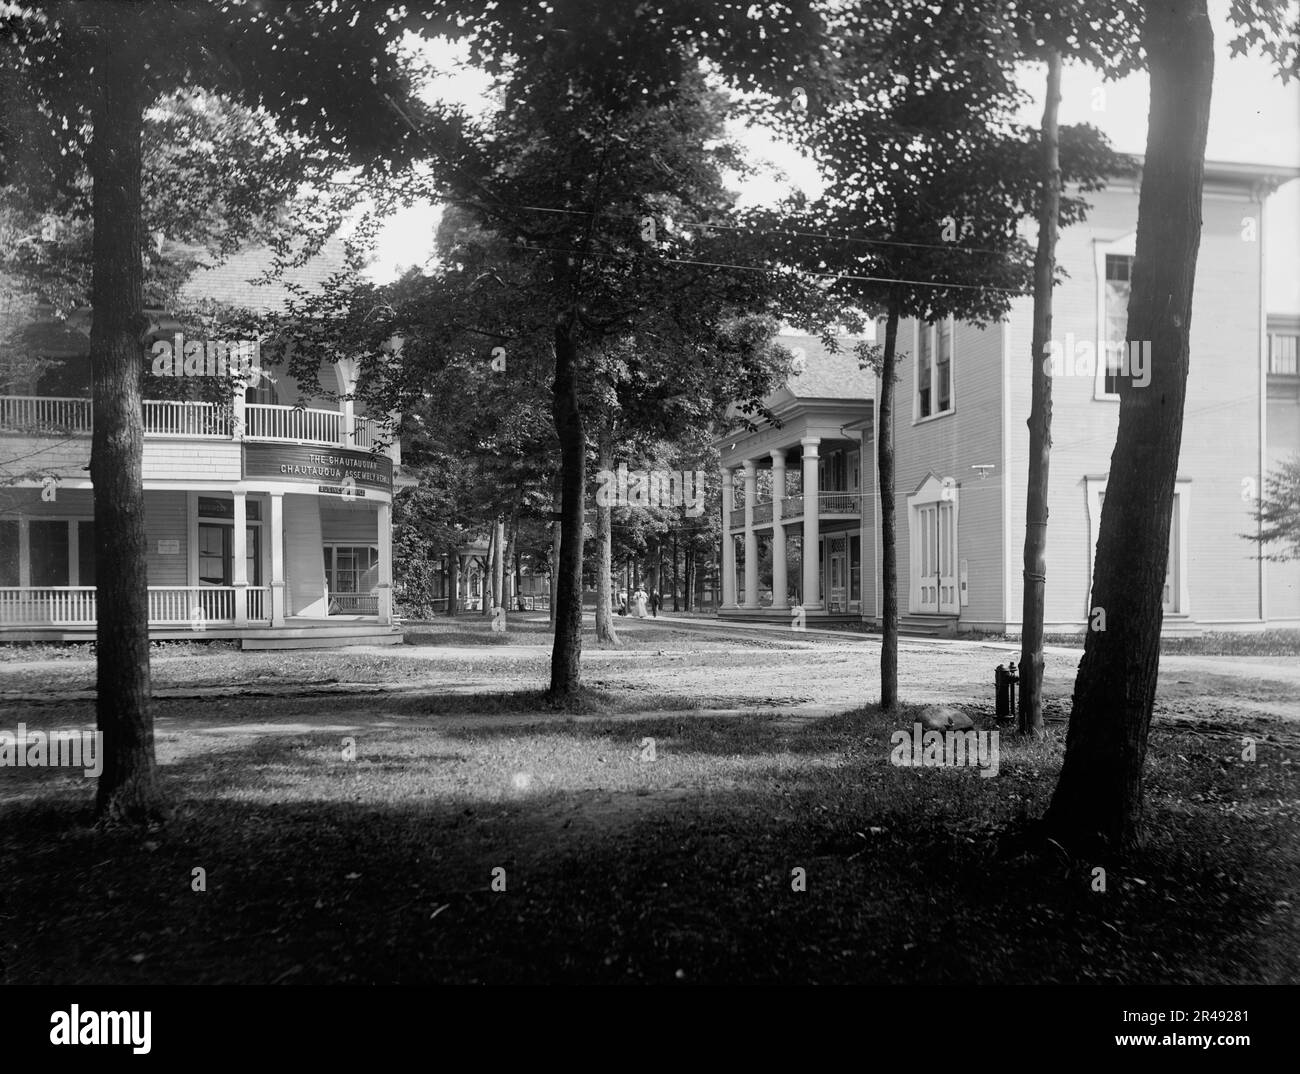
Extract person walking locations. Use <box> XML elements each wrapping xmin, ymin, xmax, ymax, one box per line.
<box><xmin>650</xmin><ymin>589</ymin><xmax>660</xmax><ymax>617</ymax></box>
<box><xmin>617</xmin><ymin>588</ymin><xmax>628</xmax><ymax>616</ymax></box>
<box><xmin>633</xmin><ymin>586</ymin><xmax>647</xmax><ymax>618</ymax></box>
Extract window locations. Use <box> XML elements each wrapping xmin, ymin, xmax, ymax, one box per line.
<box><xmin>1270</xmin><ymin>331</ymin><xmax>1299</xmax><ymax>375</ymax></box>
<box><xmin>1087</xmin><ymin>478</ymin><xmax>1189</xmax><ymax>616</ymax></box>
<box><xmin>0</xmin><ymin>521</ymin><xmax>18</xmax><ymax>586</ymax></box>
<box><xmin>1102</xmin><ymin>255</ymin><xmax>1132</xmax><ymax>396</ymax></box>
<box><xmin>198</xmin><ymin>524</ymin><xmax>231</xmax><ymax>586</ymax></box>
<box><xmin>78</xmin><ymin>521</ymin><xmax>95</xmax><ymax>586</ymax></box>
<box><xmin>916</xmin><ymin>319</ymin><xmax>954</xmax><ymax>419</ymax></box>
<box><xmin>936</xmin><ymin>319</ymin><xmax>952</xmax><ymax>412</ymax></box>
<box><xmin>324</xmin><ymin>545</ymin><xmax>379</xmax><ymax>595</ymax></box>
<box><xmin>30</xmin><ymin>520</ymin><xmax>70</xmax><ymax>586</ymax></box>
<box><xmin>918</xmin><ymin>325</ymin><xmax>932</xmax><ymax>417</ymax></box>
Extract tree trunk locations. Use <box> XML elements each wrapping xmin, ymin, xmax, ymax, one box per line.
<box><xmin>672</xmin><ymin>529</ymin><xmax>680</xmax><ymax>611</ymax></box>
<box><xmin>878</xmin><ymin>294</ymin><xmax>900</xmax><ymax>710</ymax></box>
<box><xmin>595</xmin><ymin>420</ymin><xmax>620</xmax><ymax>645</ymax></box>
<box><xmin>503</xmin><ymin>509</ymin><xmax>518</xmax><ymax>609</ymax></box>
<box><xmin>493</xmin><ymin>515</ymin><xmax>506</xmax><ymax>612</ymax></box>
<box><xmin>90</xmin><ymin>32</ymin><xmax>161</xmax><ymax>825</ymax></box>
<box><xmin>448</xmin><ymin>548</ymin><xmax>460</xmax><ymax>617</ymax></box>
<box><xmin>684</xmin><ymin>546</ymin><xmax>693</xmax><ymax>611</ymax></box>
<box><xmin>1044</xmin><ymin>0</ymin><xmax>1214</xmax><ymax>855</ymax></box>
<box><xmin>548</xmin><ymin>316</ymin><xmax>585</xmax><ymax>699</ymax></box>
<box><xmin>549</xmin><ymin>478</ymin><xmax>561</xmax><ymax>625</ymax></box>
<box><xmin>481</xmin><ymin>530</ymin><xmax>494</xmax><ymax>616</ymax></box>
<box><xmin>1018</xmin><ymin>49</ymin><xmax>1062</xmax><ymax>738</ymax></box>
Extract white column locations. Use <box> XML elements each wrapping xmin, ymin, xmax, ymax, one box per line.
<box><xmin>801</xmin><ymin>437</ymin><xmax>822</xmax><ymax>609</ymax></box>
<box><xmin>377</xmin><ymin>501</ymin><xmax>393</xmax><ymax>625</ymax></box>
<box><xmin>232</xmin><ymin>491</ymin><xmax>248</xmax><ymax>625</ymax></box>
<box><xmin>770</xmin><ymin>449</ymin><xmax>787</xmax><ymax>610</ymax></box>
<box><xmin>742</xmin><ymin>459</ymin><xmax>759</xmax><ymax>608</ymax></box>
<box><xmin>270</xmin><ymin>492</ymin><xmax>286</xmax><ymax>626</ymax></box>
<box><xmin>232</xmin><ymin>380</ymin><xmax>246</xmax><ymax>440</ymax></box>
<box><xmin>721</xmin><ymin>467</ymin><xmax>737</xmax><ymax>608</ymax></box>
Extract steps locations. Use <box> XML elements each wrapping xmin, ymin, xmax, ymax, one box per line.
<box><xmin>899</xmin><ymin>613</ymin><xmax>959</xmax><ymax>638</ymax></box>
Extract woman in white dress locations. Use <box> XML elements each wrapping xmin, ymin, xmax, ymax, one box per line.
<box><xmin>633</xmin><ymin>587</ymin><xmax>647</xmax><ymax>618</ymax></box>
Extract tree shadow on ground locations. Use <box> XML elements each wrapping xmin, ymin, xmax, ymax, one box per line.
<box><xmin>3</xmin><ymin>717</ymin><xmax>1295</xmax><ymax>985</ymax></box>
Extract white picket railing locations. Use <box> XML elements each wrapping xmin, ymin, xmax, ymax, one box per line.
<box><xmin>0</xmin><ymin>587</ymin><xmax>98</xmax><ymax>624</ymax></box>
<box><xmin>246</xmin><ymin>586</ymin><xmax>270</xmax><ymax>623</ymax></box>
<box><xmin>0</xmin><ymin>396</ymin><xmax>92</xmax><ymax>435</ymax></box>
<box><xmin>244</xmin><ymin>404</ymin><xmax>342</xmax><ymax>445</ymax></box>
<box><xmin>2</xmin><ymin>396</ymin><xmax>385</xmax><ymax>450</ymax></box>
<box><xmin>142</xmin><ymin>400</ymin><xmax>233</xmax><ymax>438</ymax></box>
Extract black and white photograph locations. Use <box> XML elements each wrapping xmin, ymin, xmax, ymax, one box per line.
<box><xmin>1</xmin><ymin>0</ymin><xmax>1298</xmax><ymax>1051</ymax></box>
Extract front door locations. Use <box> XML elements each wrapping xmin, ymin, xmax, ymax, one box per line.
<box><xmin>914</xmin><ymin>502</ymin><xmax>958</xmax><ymax>614</ymax></box>
<box><xmin>828</xmin><ymin>536</ymin><xmax>847</xmax><ymax>613</ymax></box>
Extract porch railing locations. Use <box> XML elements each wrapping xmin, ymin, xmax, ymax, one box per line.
<box><xmin>729</xmin><ymin>507</ymin><xmax>745</xmax><ymax>529</ymax></box>
<box><xmin>143</xmin><ymin>400</ymin><xmax>233</xmax><ymax>437</ymax></box>
<box><xmin>752</xmin><ymin>501</ymin><xmax>773</xmax><ymax>525</ymax></box>
<box><xmin>0</xmin><ymin>586</ymin><xmax>97</xmax><ymax>624</ymax></box>
<box><xmin>819</xmin><ymin>491</ymin><xmax>862</xmax><ymax>514</ymax></box>
<box><xmin>0</xmin><ymin>586</ymin><xmax>281</xmax><ymax>627</ymax></box>
<box><xmin>1</xmin><ymin>396</ymin><xmax>387</xmax><ymax>452</ymax></box>
<box><xmin>328</xmin><ymin>592</ymin><xmax>379</xmax><ymax>615</ymax></box>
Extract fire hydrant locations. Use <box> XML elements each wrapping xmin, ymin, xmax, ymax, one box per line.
<box><xmin>995</xmin><ymin>661</ymin><xmax>1020</xmax><ymax>719</ymax></box>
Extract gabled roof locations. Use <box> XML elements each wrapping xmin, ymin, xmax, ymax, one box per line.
<box><xmin>771</xmin><ymin>333</ymin><xmax>874</xmax><ymax>402</ymax></box>
<box><xmin>178</xmin><ymin>238</ymin><xmax>354</xmax><ymax>314</ymax></box>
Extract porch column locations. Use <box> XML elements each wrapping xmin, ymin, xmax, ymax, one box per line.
<box><xmin>770</xmin><ymin>449</ymin><xmax>787</xmax><ymax>610</ymax></box>
<box><xmin>270</xmin><ymin>492</ymin><xmax>286</xmax><ymax>627</ymax></box>
<box><xmin>232</xmin><ymin>491</ymin><xmax>249</xmax><ymax>625</ymax></box>
<box><xmin>232</xmin><ymin>379</ymin><xmax>246</xmax><ymax>439</ymax></box>
<box><xmin>801</xmin><ymin>437</ymin><xmax>822</xmax><ymax>609</ymax></box>
<box><xmin>377</xmin><ymin>501</ymin><xmax>394</xmax><ymax>625</ymax></box>
<box><xmin>720</xmin><ymin>467</ymin><xmax>737</xmax><ymax>608</ymax></box>
<box><xmin>742</xmin><ymin>459</ymin><xmax>759</xmax><ymax>608</ymax></box>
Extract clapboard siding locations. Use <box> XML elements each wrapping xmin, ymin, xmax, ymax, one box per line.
<box><xmin>283</xmin><ymin>494</ymin><xmax>327</xmax><ymax>615</ymax></box>
<box><xmin>1266</xmin><ymin>397</ymin><xmax>1300</xmax><ymax>618</ymax></box>
<box><xmin>144</xmin><ymin>490</ymin><xmax>189</xmax><ymax>586</ymax></box>
<box><xmin>0</xmin><ymin>435</ymin><xmax>91</xmax><ymax>476</ymax></box>
<box><xmin>1000</xmin><ymin>182</ymin><xmax>1269</xmax><ymax>628</ymax></box>
<box><xmin>890</xmin><ymin>316</ymin><xmax>1006</xmax><ymax>628</ymax></box>
<box><xmin>142</xmin><ymin>439</ymin><xmax>241</xmax><ymax>481</ymax></box>
<box><xmin>320</xmin><ymin>500</ymin><xmax>379</xmax><ymax>544</ymax></box>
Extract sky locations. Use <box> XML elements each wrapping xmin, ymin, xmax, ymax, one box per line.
<box><xmin>363</xmin><ymin>5</ymin><xmax>1300</xmax><ymax>313</ymax></box>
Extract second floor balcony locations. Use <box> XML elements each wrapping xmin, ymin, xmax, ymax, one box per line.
<box><xmin>0</xmin><ymin>395</ymin><xmax>388</xmax><ymax>454</ymax></box>
<box><xmin>728</xmin><ymin>491</ymin><xmax>863</xmax><ymax>530</ymax></box>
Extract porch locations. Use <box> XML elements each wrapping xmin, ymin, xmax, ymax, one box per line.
<box><xmin>0</xmin><ymin>585</ymin><xmax>400</xmax><ymax>647</ymax></box>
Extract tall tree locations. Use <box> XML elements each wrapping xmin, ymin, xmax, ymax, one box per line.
<box><xmin>771</xmin><ymin>2</ymin><xmax>1117</xmax><ymax>708</ymax></box>
<box><xmin>1</xmin><ymin>1</ymin><xmax>446</xmax><ymax>821</ymax></box>
<box><xmin>1017</xmin><ymin>50</ymin><xmax>1062</xmax><ymax>738</ymax></box>
<box><xmin>1045</xmin><ymin>0</ymin><xmax>1299</xmax><ymax>853</ymax></box>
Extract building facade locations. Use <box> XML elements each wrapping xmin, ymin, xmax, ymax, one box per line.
<box><xmin>717</xmin><ymin>159</ymin><xmax>1300</xmax><ymax>636</ymax></box>
<box><xmin>0</xmin><ymin>248</ymin><xmax>404</xmax><ymax>647</ymax></box>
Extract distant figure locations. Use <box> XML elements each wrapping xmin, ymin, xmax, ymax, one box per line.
<box><xmin>650</xmin><ymin>590</ymin><xmax>661</xmax><ymax>617</ymax></box>
<box><xmin>617</xmin><ymin>588</ymin><xmax>628</xmax><ymax>616</ymax></box>
<box><xmin>633</xmin><ymin>586</ymin><xmax>647</xmax><ymax>618</ymax></box>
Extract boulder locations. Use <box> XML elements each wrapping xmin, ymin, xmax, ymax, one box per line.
<box><xmin>917</xmin><ymin>705</ymin><xmax>975</xmax><ymax>732</ymax></box>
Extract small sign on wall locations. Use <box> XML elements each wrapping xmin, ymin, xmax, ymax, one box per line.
<box><xmin>158</xmin><ymin>539</ymin><xmax>180</xmax><ymax>555</ymax></box>
<box><xmin>959</xmin><ymin>558</ymin><xmax>969</xmax><ymax>606</ymax></box>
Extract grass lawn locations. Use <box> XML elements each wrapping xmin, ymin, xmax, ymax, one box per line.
<box><xmin>2</xmin><ymin>616</ymin><xmax>1297</xmax><ymax>984</ymax></box>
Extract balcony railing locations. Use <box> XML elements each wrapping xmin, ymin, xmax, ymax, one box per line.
<box><xmin>752</xmin><ymin>501</ymin><xmax>773</xmax><ymax>525</ymax></box>
<box><xmin>782</xmin><ymin>494</ymin><xmax>804</xmax><ymax>518</ymax></box>
<box><xmin>819</xmin><ymin>491</ymin><xmax>862</xmax><ymax>514</ymax></box>
<box><xmin>0</xmin><ymin>395</ymin><xmax>384</xmax><ymax>450</ymax></box>
<box><xmin>729</xmin><ymin>507</ymin><xmax>745</xmax><ymax>529</ymax></box>
<box><xmin>0</xmin><ymin>586</ymin><xmax>273</xmax><ymax>627</ymax></box>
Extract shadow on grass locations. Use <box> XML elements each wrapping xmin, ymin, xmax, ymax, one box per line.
<box><xmin>3</xmin><ymin>705</ymin><xmax>1296</xmax><ymax>985</ymax></box>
